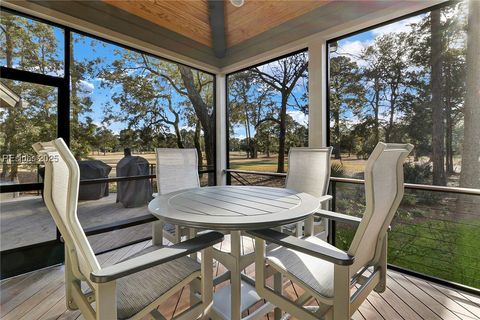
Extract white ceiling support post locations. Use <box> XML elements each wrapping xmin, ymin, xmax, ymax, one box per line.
<box><xmin>307</xmin><ymin>38</ymin><xmax>328</xmax><ymax>148</ymax></box>
<box><xmin>216</xmin><ymin>73</ymin><xmax>227</xmax><ymax>186</ymax></box>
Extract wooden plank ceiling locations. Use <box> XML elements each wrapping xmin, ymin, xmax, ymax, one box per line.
<box><xmin>103</xmin><ymin>0</ymin><xmax>212</xmax><ymax>47</ymax></box>
<box><xmin>103</xmin><ymin>0</ymin><xmax>331</xmax><ymax>48</ymax></box>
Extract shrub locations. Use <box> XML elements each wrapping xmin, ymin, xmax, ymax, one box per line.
<box><xmin>403</xmin><ymin>162</ymin><xmax>432</xmax><ymax>184</ymax></box>
<box><xmin>331</xmin><ymin>162</ymin><xmax>345</xmax><ymax>177</ymax></box>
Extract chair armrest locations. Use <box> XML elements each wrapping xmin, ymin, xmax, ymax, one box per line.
<box><xmin>318</xmin><ymin>195</ymin><xmax>332</xmax><ymax>203</ymax></box>
<box><xmin>90</xmin><ymin>231</ymin><xmax>224</xmax><ymax>283</ymax></box>
<box><xmin>247</xmin><ymin>229</ymin><xmax>354</xmax><ymax>266</ymax></box>
<box><xmin>315</xmin><ymin>209</ymin><xmax>362</xmax><ymax>226</ymax></box>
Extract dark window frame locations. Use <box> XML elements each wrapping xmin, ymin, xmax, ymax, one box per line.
<box><xmin>0</xmin><ymin>6</ymin><xmax>217</xmax><ymax>278</ymax></box>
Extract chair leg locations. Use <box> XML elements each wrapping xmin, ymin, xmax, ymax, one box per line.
<box><xmin>152</xmin><ymin>221</ymin><xmax>164</xmax><ymax>246</ymax></box>
<box><xmin>273</xmin><ymin>272</ymin><xmax>283</xmax><ymax>320</ymax></box>
<box><xmin>333</xmin><ymin>265</ymin><xmax>350</xmax><ymax>320</ymax></box>
<box><xmin>375</xmin><ymin>237</ymin><xmax>388</xmax><ymax>293</ymax></box>
<box><xmin>65</xmin><ymin>247</ymin><xmax>78</xmax><ymax>310</ymax></box>
<box><xmin>95</xmin><ymin>282</ymin><xmax>117</xmax><ymax>320</ymax></box>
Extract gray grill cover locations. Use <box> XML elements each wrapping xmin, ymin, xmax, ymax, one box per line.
<box><xmin>116</xmin><ymin>156</ymin><xmax>153</xmax><ymax>208</ymax></box>
<box><xmin>78</xmin><ymin>160</ymin><xmax>112</xmax><ymax>200</ymax></box>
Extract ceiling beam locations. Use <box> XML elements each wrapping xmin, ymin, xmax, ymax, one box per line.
<box><xmin>207</xmin><ymin>0</ymin><xmax>226</xmax><ymax>58</ymax></box>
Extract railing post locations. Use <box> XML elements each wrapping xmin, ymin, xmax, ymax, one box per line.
<box><xmin>226</xmin><ymin>170</ymin><xmax>231</xmax><ymax>185</ymax></box>
<box><xmin>37</xmin><ymin>163</ymin><xmax>40</xmax><ymax>196</ymax></box>
<box><xmin>328</xmin><ymin>180</ymin><xmax>337</xmax><ymax>246</ymax></box>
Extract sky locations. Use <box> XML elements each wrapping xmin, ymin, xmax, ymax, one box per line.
<box><xmin>2</xmin><ymin>10</ymin><xmax>425</xmax><ymax>140</ymax></box>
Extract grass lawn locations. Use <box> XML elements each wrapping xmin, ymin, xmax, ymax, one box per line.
<box><xmin>229</xmin><ymin>151</ymin><xmax>367</xmax><ymax>175</ymax></box>
<box><xmin>336</xmin><ymin>218</ymin><xmax>480</xmax><ymax>289</ymax></box>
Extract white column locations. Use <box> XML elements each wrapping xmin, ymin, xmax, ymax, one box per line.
<box><xmin>307</xmin><ymin>38</ymin><xmax>328</xmax><ymax>148</ymax></box>
<box><xmin>216</xmin><ymin>73</ymin><xmax>227</xmax><ymax>185</ymax></box>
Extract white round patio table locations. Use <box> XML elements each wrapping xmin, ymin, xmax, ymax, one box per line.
<box><xmin>148</xmin><ymin>185</ymin><xmax>320</xmax><ymax>320</ymax></box>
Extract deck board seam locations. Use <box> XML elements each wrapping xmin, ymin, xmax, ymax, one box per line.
<box><xmin>375</xmin><ymin>289</ymin><xmax>407</xmax><ymax>320</ymax></box>
<box><xmin>387</xmin><ymin>272</ymin><xmax>443</xmax><ymax>320</ymax></box>
<box><xmin>364</xmin><ymin>297</ymin><xmax>386</xmax><ymax>319</ymax></box>
<box><xmin>425</xmin><ymin>280</ymin><xmax>480</xmax><ymax>319</ymax></box>
<box><xmin>385</xmin><ymin>278</ymin><xmax>425</xmax><ymax>320</ymax></box>
<box><xmin>404</xmin><ymin>272</ymin><xmax>464</xmax><ymax>320</ymax></box>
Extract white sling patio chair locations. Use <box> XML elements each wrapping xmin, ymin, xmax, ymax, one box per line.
<box><xmin>33</xmin><ymin>138</ymin><xmax>223</xmax><ymax>320</ymax></box>
<box><xmin>249</xmin><ymin>142</ymin><xmax>413</xmax><ymax>320</ymax></box>
<box><xmin>284</xmin><ymin>147</ymin><xmax>333</xmax><ymax>238</ymax></box>
<box><xmin>154</xmin><ymin>148</ymin><xmax>200</xmax><ymax>244</ymax></box>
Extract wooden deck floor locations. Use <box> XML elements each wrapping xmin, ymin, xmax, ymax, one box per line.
<box><xmin>1</xmin><ymin>237</ymin><xmax>479</xmax><ymax>320</ymax></box>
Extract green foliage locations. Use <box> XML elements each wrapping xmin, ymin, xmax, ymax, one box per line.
<box><xmin>403</xmin><ymin>162</ymin><xmax>432</xmax><ymax>184</ymax></box>
<box><xmin>330</xmin><ymin>162</ymin><xmax>345</xmax><ymax>177</ymax></box>
<box><xmin>327</xmin><ymin>1</ymin><xmax>476</xmax><ymax>188</ymax></box>
<box><xmin>333</xmin><ymin>181</ymin><xmax>480</xmax><ymax>288</ymax></box>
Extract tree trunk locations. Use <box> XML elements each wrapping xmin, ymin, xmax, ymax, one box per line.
<box><xmin>194</xmin><ymin>119</ymin><xmax>203</xmax><ymax>168</ymax></box>
<box><xmin>334</xmin><ymin>110</ymin><xmax>341</xmax><ymax>159</ymax></box>
<box><xmin>431</xmin><ymin>9</ymin><xmax>447</xmax><ymax>186</ymax></box>
<box><xmin>445</xmin><ymin>102</ymin><xmax>454</xmax><ymax>174</ymax></box>
<box><xmin>173</xmin><ymin>121</ymin><xmax>184</xmax><ymax>148</ymax></box>
<box><xmin>277</xmin><ymin>95</ymin><xmax>287</xmax><ymax>173</ymax></box>
<box><xmin>373</xmin><ymin>76</ymin><xmax>381</xmax><ymax>145</ymax></box>
<box><xmin>178</xmin><ymin>66</ymin><xmax>215</xmax><ymax>185</ymax></box>
<box><xmin>460</xmin><ymin>0</ymin><xmax>480</xmax><ymax>190</ymax></box>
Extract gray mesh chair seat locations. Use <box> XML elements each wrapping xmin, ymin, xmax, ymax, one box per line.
<box><xmin>266</xmin><ymin>236</ymin><xmax>343</xmax><ymax>299</ymax></box>
<box><xmin>115</xmin><ymin>245</ymin><xmax>201</xmax><ymax>319</ymax></box>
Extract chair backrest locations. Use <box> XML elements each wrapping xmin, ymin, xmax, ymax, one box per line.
<box><xmin>33</xmin><ymin>138</ymin><xmax>100</xmax><ymax>279</ymax></box>
<box><xmin>348</xmin><ymin>142</ymin><xmax>413</xmax><ymax>274</ymax></box>
<box><xmin>156</xmin><ymin>148</ymin><xmax>200</xmax><ymax>195</ymax></box>
<box><xmin>285</xmin><ymin>147</ymin><xmax>333</xmax><ymax>198</ymax></box>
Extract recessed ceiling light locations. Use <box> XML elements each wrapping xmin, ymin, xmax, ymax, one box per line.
<box><xmin>230</xmin><ymin>0</ymin><xmax>245</xmax><ymax>8</ymax></box>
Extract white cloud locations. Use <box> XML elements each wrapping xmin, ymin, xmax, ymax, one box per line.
<box><xmin>371</xmin><ymin>15</ymin><xmax>424</xmax><ymax>37</ymax></box>
<box><xmin>78</xmin><ymin>80</ymin><xmax>94</xmax><ymax>94</ymax></box>
<box><xmin>337</xmin><ymin>39</ymin><xmax>372</xmax><ymax>59</ymax></box>
<box><xmin>287</xmin><ymin>110</ymin><xmax>308</xmax><ymax>127</ymax></box>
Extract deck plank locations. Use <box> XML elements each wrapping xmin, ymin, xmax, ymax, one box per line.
<box><xmin>389</xmin><ymin>271</ymin><xmax>461</xmax><ymax>320</ymax></box>
<box><xmin>387</xmin><ymin>272</ymin><xmax>444</xmax><ymax>320</ymax></box>
<box><xmin>1</xmin><ymin>238</ymin><xmax>479</xmax><ymax>320</ymax></box>
<box><xmin>356</xmin><ymin>298</ymin><xmax>384</xmax><ymax>319</ymax></box>
<box><xmin>414</xmin><ymin>278</ymin><xmax>480</xmax><ymax>319</ymax></box>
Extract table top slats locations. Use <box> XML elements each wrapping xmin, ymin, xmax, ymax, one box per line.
<box><xmin>224</xmin><ymin>188</ymin><xmax>300</xmax><ymax>204</ymax></box>
<box><xmin>173</xmin><ymin>195</ymin><xmax>250</xmax><ymax>216</ymax></box>
<box><xmin>191</xmin><ymin>191</ymin><xmax>292</xmax><ymax>212</ymax></box>
<box><xmin>149</xmin><ymin>186</ymin><xmax>320</xmax><ymax>230</ymax></box>
<box><xmin>207</xmin><ymin>189</ymin><xmax>295</xmax><ymax>209</ymax></box>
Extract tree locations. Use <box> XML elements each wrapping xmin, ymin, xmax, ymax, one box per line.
<box><xmin>70</xmin><ymin>34</ymin><xmax>103</xmax><ymax>159</ymax></box>
<box><xmin>251</xmin><ymin>52</ymin><xmax>308</xmax><ymax>172</ymax></box>
<box><xmin>460</xmin><ymin>0</ymin><xmax>480</xmax><ymax>190</ymax></box>
<box><xmin>95</xmin><ymin>126</ymin><xmax>117</xmax><ymax>155</ymax></box>
<box><xmin>329</xmin><ymin>55</ymin><xmax>365</xmax><ymax>158</ymax></box>
<box><xmin>1</xmin><ymin>14</ymin><xmax>61</xmax><ymax>180</ymax></box>
<box><xmin>431</xmin><ymin>8</ymin><xmax>447</xmax><ymax>186</ymax></box>
<box><xmin>228</xmin><ymin>72</ymin><xmax>270</xmax><ymax>159</ymax></box>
